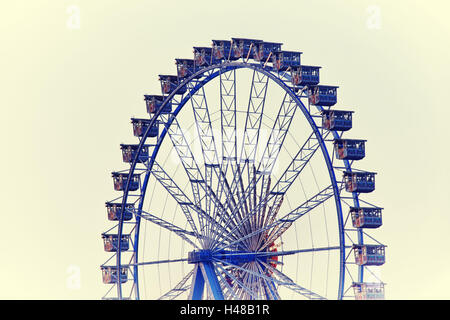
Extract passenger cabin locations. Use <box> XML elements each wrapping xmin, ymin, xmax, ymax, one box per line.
<box><xmin>353</xmin><ymin>244</ymin><xmax>386</xmax><ymax>266</ymax></box>
<box><xmin>112</xmin><ymin>172</ymin><xmax>140</xmax><ymax>191</ymax></box>
<box><xmin>343</xmin><ymin>171</ymin><xmax>376</xmax><ymax>193</ymax></box>
<box><xmin>321</xmin><ymin>110</ymin><xmax>353</xmax><ymax>131</ymax></box>
<box><xmin>159</xmin><ymin>75</ymin><xmax>187</xmax><ymax>95</ymax></box>
<box><xmin>176</xmin><ymin>59</ymin><xmax>201</xmax><ymax>79</ymax></box>
<box><xmin>231</xmin><ymin>38</ymin><xmax>262</xmax><ymax>60</ymax></box>
<box><xmin>308</xmin><ymin>85</ymin><xmax>338</xmax><ymax>106</ymax></box>
<box><xmin>350</xmin><ymin>207</ymin><xmax>383</xmax><ymax>229</ymax></box>
<box><xmin>353</xmin><ymin>282</ymin><xmax>385</xmax><ymax>300</ymax></box>
<box><xmin>252</xmin><ymin>41</ymin><xmax>283</xmax><ymax>62</ymax></box>
<box><xmin>272</xmin><ymin>51</ymin><xmax>302</xmax><ymax>71</ymax></box>
<box><xmin>212</xmin><ymin>40</ymin><xmax>236</xmax><ymax>61</ymax></box>
<box><xmin>105</xmin><ymin>202</ymin><xmax>134</xmax><ymax>221</ymax></box>
<box><xmin>144</xmin><ymin>95</ymin><xmax>172</xmax><ymax>114</ymax></box>
<box><xmin>120</xmin><ymin>144</ymin><xmax>150</xmax><ymax>163</ymax></box>
<box><xmin>131</xmin><ymin>118</ymin><xmax>159</xmax><ymax>138</ymax></box>
<box><xmin>193</xmin><ymin>47</ymin><xmax>217</xmax><ymax>67</ymax></box>
<box><xmin>102</xmin><ymin>233</ymin><xmax>130</xmax><ymax>252</ymax></box>
<box><xmin>101</xmin><ymin>266</ymin><xmax>128</xmax><ymax>284</ymax></box>
<box><xmin>291</xmin><ymin>66</ymin><xmax>320</xmax><ymax>86</ymax></box>
<box><xmin>334</xmin><ymin>139</ymin><xmax>366</xmax><ymax>160</ymax></box>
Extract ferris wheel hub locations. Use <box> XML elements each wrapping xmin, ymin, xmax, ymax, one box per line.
<box><xmin>188</xmin><ymin>250</ymin><xmax>275</xmax><ymax>265</ymax></box>
<box><xmin>188</xmin><ymin>250</ymin><xmax>213</xmax><ymax>264</ymax></box>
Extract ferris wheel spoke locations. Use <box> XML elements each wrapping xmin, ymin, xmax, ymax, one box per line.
<box><xmin>270</xmin><ymin>131</ymin><xmax>328</xmax><ymax>196</ymax></box>
<box><xmin>186</xmin><ymin>83</ymin><xmax>223</xmax><ymax>244</ymax></box>
<box><xmin>211</xmin><ymin>91</ymin><xmax>300</xmax><ymax>247</ymax></box>
<box><xmin>257</xmin><ymin>92</ymin><xmax>297</xmax><ymax>176</ymax></box>
<box><xmin>158</xmin><ymin>269</ymin><xmax>195</xmax><ymax>300</ymax></box>
<box><xmin>208</xmin><ymin>165</ymin><xmax>238</xmax><ymax>233</ymax></box>
<box><xmin>250</xmin><ymin>92</ymin><xmax>299</xmax><ymax>233</ymax></box>
<box><xmin>150</xmin><ymin>161</ymin><xmax>203</xmax><ymax>240</ymax></box>
<box><xmin>210</xmin><ymin>176</ymin><xmax>275</xmax><ymax>251</ymax></box>
<box><xmin>162</xmin><ymin>116</ymin><xmax>215</xmax><ymax>233</ymax></box>
<box><xmin>243</xmin><ymin>263</ymin><xmax>258</xmax><ymax>299</ymax></box>
<box><xmin>255</xmin><ymin>130</ymin><xmax>330</xmax><ymax>247</ymax></box>
<box><xmin>254</xmin><ymin>261</ymin><xmax>280</xmax><ymax>300</ymax></box>
<box><xmin>214</xmin><ymin>259</ymin><xmax>263</xmax><ymax>295</ymax></box>
<box><xmin>151</xmin><ymin>161</ymin><xmax>237</xmax><ymax>245</ymax></box>
<box><xmin>240</xmin><ymin>69</ymin><xmax>269</xmax><ymax>164</ymax></box>
<box><xmin>214</xmin><ymin>262</ymin><xmax>259</xmax><ymax>300</ymax></box>
<box><xmin>215</xmin><ymin>258</ymin><xmax>325</xmax><ymax>300</ymax></box>
<box><xmin>208</xmin><ymin>164</ymin><xmax>255</xmax><ymax>248</ymax></box>
<box><xmin>163</xmin><ymin>116</ymin><xmax>240</xmax><ymax>245</ymax></box>
<box><xmin>123</xmin><ymin>257</ymin><xmax>188</xmax><ymax>267</ymax></box>
<box><xmin>207</xmin><ymin>68</ymin><xmax>251</xmax><ymax>244</ymax></box>
<box><xmin>187</xmin><ymin>84</ymin><xmax>220</xmax><ymax>169</ymax></box>
<box><xmin>215</xmin><ymin>68</ymin><xmax>238</xmax><ymax>206</ymax></box>
<box><xmin>216</xmin><ymin>68</ymin><xmax>241</xmax><ymax>213</ymax></box>
<box><xmin>209</xmin><ymin>164</ymin><xmax>267</xmax><ymax>248</ymax></box>
<box><xmin>212</xmin><ymin>183</ymin><xmax>337</xmax><ymax>252</ymax></box>
<box><xmin>214</xmin><ymin>263</ymin><xmax>241</xmax><ymax>300</ymax></box>
<box><xmin>261</xmin><ymin>183</ymin><xmax>340</xmax><ymax>250</ymax></box>
<box><xmin>219</xmin><ymin>68</ymin><xmax>237</xmax><ymax>164</ymax></box>
<box><xmin>210</xmin><ymin>165</ymin><xmax>255</xmax><ymax>249</ymax></box>
<box><xmin>258</xmin><ymin>260</ymin><xmax>326</xmax><ymax>300</ymax></box>
<box><xmin>230</xmin><ymin>69</ymin><xmax>270</xmax><ymax>238</ymax></box>
<box><xmin>135</xmin><ymin>209</ymin><xmax>199</xmax><ymax>249</ymax></box>
<box><xmin>253</xmin><ymin>263</ymin><xmax>267</xmax><ymax>300</ymax></box>
<box><xmin>203</xmin><ymin>175</ymin><xmax>247</xmax><ymax>247</ymax></box>
<box><xmin>214</xmin><ymin>163</ymin><xmax>267</xmax><ymax>243</ymax></box>
<box><xmin>215</xmin><ymin>246</ymin><xmax>343</xmax><ymax>261</ymax></box>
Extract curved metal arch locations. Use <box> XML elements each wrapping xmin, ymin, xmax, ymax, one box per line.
<box><xmin>311</xmin><ymin>107</ymin><xmax>364</xmax><ymax>284</ymax></box>
<box><xmin>116</xmin><ymin>61</ymin><xmax>349</xmax><ymax>299</ymax></box>
<box><xmin>277</xmin><ymin>73</ymin><xmax>365</xmax><ymax>285</ymax></box>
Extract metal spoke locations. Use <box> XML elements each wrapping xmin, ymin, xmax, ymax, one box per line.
<box><xmin>151</xmin><ymin>161</ymin><xmax>234</xmax><ymax>245</ymax></box>
<box><xmin>123</xmin><ymin>258</ymin><xmax>188</xmax><ymax>267</ymax></box>
<box><xmin>263</xmin><ymin>183</ymin><xmax>342</xmax><ymax>249</ymax></box>
<box><xmin>259</xmin><ymin>260</ymin><xmax>326</xmax><ymax>300</ymax></box>
<box><xmin>215</xmin><ymin>258</ymin><xmax>325</xmax><ymax>300</ymax></box>
<box><xmin>158</xmin><ymin>269</ymin><xmax>194</xmax><ymax>300</ymax></box>
<box><xmin>213</xmin><ymin>184</ymin><xmax>338</xmax><ymax>252</ymax></box>
<box><xmin>257</xmin><ymin>92</ymin><xmax>297</xmax><ymax>175</ymax></box>
<box><xmin>150</xmin><ymin>161</ymin><xmax>202</xmax><ymax>241</ymax></box>
<box><xmin>216</xmin><ymin>245</ymin><xmax>343</xmax><ymax>260</ymax></box>
<box><xmin>240</xmin><ymin>69</ymin><xmax>269</xmax><ymax>164</ymax></box>
<box><xmin>186</xmin><ymin>83</ymin><xmax>222</xmax><ymax>245</ymax></box>
<box><xmin>210</xmin><ymin>92</ymin><xmax>301</xmax><ymax>249</ymax></box>
<box><xmin>254</xmin><ymin>261</ymin><xmax>280</xmax><ymax>300</ymax></box>
<box><xmin>215</xmin><ymin>264</ymin><xmax>239</xmax><ymax>300</ymax></box>
<box><xmin>160</xmin><ymin>114</ymin><xmax>207</xmax><ymax>235</ymax></box>
<box><xmin>214</xmin><ymin>262</ymin><xmax>258</xmax><ymax>300</ymax></box>
<box><xmin>208</xmin><ymin>69</ymin><xmax>240</xmax><ymax>239</ymax></box>
<box><xmin>135</xmin><ymin>208</ymin><xmax>199</xmax><ymax>249</ymax></box>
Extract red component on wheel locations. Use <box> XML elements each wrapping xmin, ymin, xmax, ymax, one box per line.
<box><xmin>268</xmin><ymin>242</ymin><xmax>279</xmax><ymax>270</ymax></box>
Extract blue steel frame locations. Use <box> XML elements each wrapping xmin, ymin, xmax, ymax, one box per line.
<box><xmin>107</xmin><ymin>55</ymin><xmax>377</xmax><ymax>299</ymax></box>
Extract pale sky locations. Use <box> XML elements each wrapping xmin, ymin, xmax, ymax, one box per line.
<box><xmin>1</xmin><ymin>0</ymin><xmax>449</xmax><ymax>299</ymax></box>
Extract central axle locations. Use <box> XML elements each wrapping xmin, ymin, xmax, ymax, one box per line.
<box><xmin>187</xmin><ymin>249</ymin><xmax>275</xmax><ymax>265</ymax></box>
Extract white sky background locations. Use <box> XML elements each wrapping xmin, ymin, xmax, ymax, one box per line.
<box><xmin>0</xmin><ymin>0</ymin><xmax>449</xmax><ymax>299</ymax></box>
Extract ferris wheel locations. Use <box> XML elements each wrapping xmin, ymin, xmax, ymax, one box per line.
<box><xmin>101</xmin><ymin>38</ymin><xmax>386</xmax><ymax>300</ymax></box>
